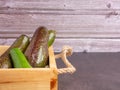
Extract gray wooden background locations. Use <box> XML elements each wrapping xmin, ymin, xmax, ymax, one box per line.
<box><xmin>0</xmin><ymin>0</ymin><xmax>120</xmax><ymax>52</ymax></box>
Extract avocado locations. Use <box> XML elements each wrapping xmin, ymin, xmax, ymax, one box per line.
<box><xmin>0</xmin><ymin>35</ymin><xmax>30</xmax><ymax>68</ymax></box>
<box><xmin>25</xmin><ymin>26</ymin><xmax>49</xmax><ymax>67</ymax></box>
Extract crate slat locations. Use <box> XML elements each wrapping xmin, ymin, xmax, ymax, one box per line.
<box><xmin>0</xmin><ymin>82</ymin><xmax>50</xmax><ymax>90</ymax></box>
<box><xmin>0</xmin><ymin>46</ymin><xmax>57</xmax><ymax>90</ymax></box>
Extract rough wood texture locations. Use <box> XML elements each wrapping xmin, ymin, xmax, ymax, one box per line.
<box><xmin>0</xmin><ymin>14</ymin><xmax>120</xmax><ymax>38</ymax></box>
<box><xmin>0</xmin><ymin>0</ymin><xmax>120</xmax><ymax>52</ymax></box>
<box><xmin>0</xmin><ymin>0</ymin><xmax>120</xmax><ymax>10</ymax></box>
<box><xmin>1</xmin><ymin>39</ymin><xmax>120</xmax><ymax>52</ymax></box>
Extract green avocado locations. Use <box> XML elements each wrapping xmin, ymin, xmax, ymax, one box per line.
<box><xmin>25</xmin><ymin>26</ymin><xmax>49</xmax><ymax>67</ymax></box>
<box><xmin>48</xmin><ymin>30</ymin><xmax>56</xmax><ymax>47</ymax></box>
<box><xmin>0</xmin><ymin>35</ymin><xmax>30</xmax><ymax>68</ymax></box>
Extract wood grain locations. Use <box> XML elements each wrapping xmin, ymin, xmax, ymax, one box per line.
<box><xmin>49</xmin><ymin>46</ymin><xmax>58</xmax><ymax>90</ymax></box>
<box><xmin>0</xmin><ymin>14</ymin><xmax>120</xmax><ymax>38</ymax></box>
<box><xmin>0</xmin><ymin>46</ymin><xmax>58</xmax><ymax>90</ymax></box>
<box><xmin>1</xmin><ymin>38</ymin><xmax>120</xmax><ymax>52</ymax></box>
<box><xmin>0</xmin><ymin>66</ymin><xmax>51</xmax><ymax>90</ymax></box>
<box><xmin>0</xmin><ymin>68</ymin><xmax>50</xmax><ymax>83</ymax></box>
<box><xmin>0</xmin><ymin>0</ymin><xmax>120</xmax><ymax>52</ymax></box>
<box><xmin>0</xmin><ymin>82</ymin><xmax>50</xmax><ymax>90</ymax></box>
<box><xmin>0</xmin><ymin>0</ymin><xmax>120</xmax><ymax>10</ymax></box>
<box><xmin>54</xmin><ymin>38</ymin><xmax>120</xmax><ymax>52</ymax></box>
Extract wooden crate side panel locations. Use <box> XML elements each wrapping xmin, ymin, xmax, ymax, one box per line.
<box><xmin>49</xmin><ymin>46</ymin><xmax>58</xmax><ymax>90</ymax></box>
<box><xmin>0</xmin><ymin>45</ymin><xmax>9</xmax><ymax>55</ymax></box>
<box><xmin>0</xmin><ymin>69</ymin><xmax>51</xmax><ymax>83</ymax></box>
<box><xmin>0</xmin><ymin>82</ymin><xmax>50</xmax><ymax>90</ymax></box>
<box><xmin>49</xmin><ymin>46</ymin><xmax>57</xmax><ymax>69</ymax></box>
<box><xmin>0</xmin><ymin>46</ymin><xmax>58</xmax><ymax>90</ymax></box>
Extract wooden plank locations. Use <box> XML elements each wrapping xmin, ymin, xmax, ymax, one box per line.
<box><xmin>0</xmin><ymin>45</ymin><xmax>9</xmax><ymax>55</ymax></box>
<box><xmin>0</xmin><ymin>8</ymin><xmax>119</xmax><ymax>15</ymax></box>
<box><xmin>54</xmin><ymin>38</ymin><xmax>120</xmax><ymax>52</ymax></box>
<box><xmin>0</xmin><ymin>0</ymin><xmax>120</xmax><ymax>53</ymax></box>
<box><xmin>0</xmin><ymin>68</ymin><xmax>50</xmax><ymax>83</ymax></box>
<box><xmin>0</xmin><ymin>46</ymin><xmax>56</xmax><ymax>90</ymax></box>
<box><xmin>1</xmin><ymin>38</ymin><xmax>120</xmax><ymax>52</ymax></box>
<box><xmin>0</xmin><ymin>14</ymin><xmax>120</xmax><ymax>38</ymax></box>
<box><xmin>0</xmin><ymin>82</ymin><xmax>50</xmax><ymax>90</ymax></box>
<box><xmin>49</xmin><ymin>46</ymin><xmax>57</xmax><ymax>70</ymax></box>
<box><xmin>0</xmin><ymin>0</ymin><xmax>120</xmax><ymax>10</ymax></box>
<box><xmin>0</xmin><ymin>46</ymin><xmax>58</xmax><ymax>90</ymax></box>
<box><xmin>0</xmin><ymin>0</ymin><xmax>120</xmax><ymax>15</ymax></box>
<box><xmin>0</xmin><ymin>68</ymin><xmax>50</xmax><ymax>90</ymax></box>
<box><xmin>49</xmin><ymin>46</ymin><xmax>58</xmax><ymax>90</ymax></box>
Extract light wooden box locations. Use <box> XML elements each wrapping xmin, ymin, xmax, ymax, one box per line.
<box><xmin>0</xmin><ymin>46</ymin><xmax>76</xmax><ymax>90</ymax></box>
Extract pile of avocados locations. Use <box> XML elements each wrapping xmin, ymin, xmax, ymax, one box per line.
<box><xmin>0</xmin><ymin>26</ymin><xmax>56</xmax><ymax>68</ymax></box>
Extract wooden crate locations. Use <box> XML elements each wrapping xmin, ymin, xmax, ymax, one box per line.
<box><xmin>0</xmin><ymin>46</ymin><xmax>76</xmax><ymax>90</ymax></box>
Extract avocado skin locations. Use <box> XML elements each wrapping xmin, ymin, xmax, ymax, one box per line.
<box><xmin>25</xmin><ymin>26</ymin><xmax>49</xmax><ymax>67</ymax></box>
<box><xmin>48</xmin><ymin>30</ymin><xmax>56</xmax><ymax>47</ymax></box>
<box><xmin>0</xmin><ymin>35</ymin><xmax>30</xmax><ymax>68</ymax></box>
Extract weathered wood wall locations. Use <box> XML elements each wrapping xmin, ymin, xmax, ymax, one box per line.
<box><xmin>0</xmin><ymin>0</ymin><xmax>120</xmax><ymax>52</ymax></box>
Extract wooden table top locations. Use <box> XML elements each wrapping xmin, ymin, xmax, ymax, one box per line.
<box><xmin>57</xmin><ymin>52</ymin><xmax>120</xmax><ymax>90</ymax></box>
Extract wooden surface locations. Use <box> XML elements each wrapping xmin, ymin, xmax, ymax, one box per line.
<box><xmin>0</xmin><ymin>46</ymin><xmax>58</xmax><ymax>90</ymax></box>
<box><xmin>0</xmin><ymin>68</ymin><xmax>51</xmax><ymax>90</ymax></box>
<box><xmin>49</xmin><ymin>46</ymin><xmax>58</xmax><ymax>90</ymax></box>
<box><xmin>0</xmin><ymin>0</ymin><xmax>120</xmax><ymax>52</ymax></box>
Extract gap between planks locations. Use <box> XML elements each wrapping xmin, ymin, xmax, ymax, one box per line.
<box><xmin>0</xmin><ymin>38</ymin><xmax>120</xmax><ymax>52</ymax></box>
